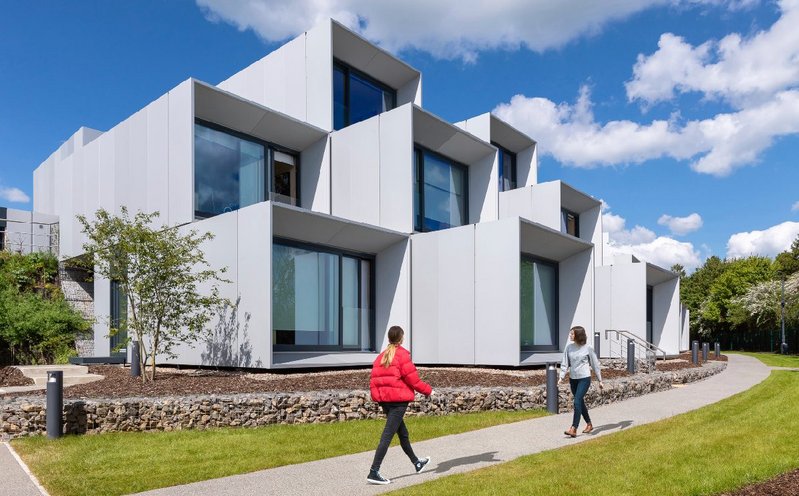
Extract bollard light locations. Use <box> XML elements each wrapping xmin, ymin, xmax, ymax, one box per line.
<box><xmin>702</xmin><ymin>342</ymin><xmax>709</xmax><ymax>362</ymax></box>
<box><xmin>627</xmin><ymin>339</ymin><xmax>636</xmax><ymax>374</ymax></box>
<box><xmin>714</xmin><ymin>342</ymin><xmax>721</xmax><ymax>358</ymax></box>
<box><xmin>594</xmin><ymin>331</ymin><xmax>601</xmax><ymax>357</ymax></box>
<box><xmin>546</xmin><ymin>363</ymin><xmax>558</xmax><ymax>414</ymax></box>
<box><xmin>692</xmin><ymin>340</ymin><xmax>699</xmax><ymax>365</ymax></box>
<box><xmin>46</xmin><ymin>370</ymin><xmax>63</xmax><ymax>439</ymax></box>
<box><xmin>131</xmin><ymin>340</ymin><xmax>141</xmax><ymax>377</ymax></box>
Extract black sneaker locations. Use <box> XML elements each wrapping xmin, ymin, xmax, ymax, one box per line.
<box><xmin>414</xmin><ymin>456</ymin><xmax>431</xmax><ymax>474</ymax></box>
<box><xmin>367</xmin><ymin>469</ymin><xmax>391</xmax><ymax>485</ymax></box>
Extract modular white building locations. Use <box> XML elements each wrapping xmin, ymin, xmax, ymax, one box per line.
<box><xmin>31</xmin><ymin>19</ymin><xmax>687</xmax><ymax>368</ymax></box>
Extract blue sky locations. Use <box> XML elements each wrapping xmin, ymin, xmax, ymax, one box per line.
<box><xmin>1</xmin><ymin>0</ymin><xmax>798</xmax><ymax>270</ymax></box>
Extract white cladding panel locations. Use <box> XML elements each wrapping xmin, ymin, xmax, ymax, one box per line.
<box><xmin>93</xmin><ymin>275</ymin><xmax>111</xmax><ymax>357</ymax></box>
<box><xmin>559</xmin><ymin>250</ymin><xmax>594</xmax><ymax>342</ymax></box>
<box><xmin>470</xmin><ymin>152</ymin><xmax>497</xmax><ymax>224</ymax></box>
<box><xmin>518</xmin><ymin>144</ymin><xmax>537</xmax><ymax>187</ymax></box>
<box><xmin>411</xmin><ymin>226</ymin><xmax>475</xmax><ymax>364</ymax></box>
<box><xmin>167</xmin><ymin>80</ymin><xmax>193</xmax><ymax>226</ymax></box>
<box><xmin>653</xmin><ymin>278</ymin><xmax>680</xmax><ymax>354</ymax></box>
<box><xmin>331</xmin><ymin>118</ymin><xmax>380</xmax><ymax>226</ymax></box>
<box><xmin>265</xmin><ymin>36</ymin><xmax>307</xmax><ymax>122</ymax></box>
<box><xmin>299</xmin><ymin>136</ymin><xmax>331</xmax><ymax>214</ymax></box>
<box><xmin>499</xmin><ymin>187</ymin><xmax>534</xmax><ymax>221</ymax></box>
<box><xmin>113</xmin><ymin>119</ymin><xmax>131</xmax><ymax>216</ymax></box>
<box><xmin>681</xmin><ymin>306</ymin><xmax>691</xmax><ymax>352</ymax></box>
<box><xmin>376</xmin><ymin>239</ymin><xmax>411</xmax><ymax>353</ymax></box>
<box><xmin>475</xmin><ymin>218</ymin><xmax>520</xmax><ymax>366</ymax></box>
<box><xmin>54</xmin><ymin>156</ymin><xmax>75</xmax><ymax>258</ymax></box>
<box><xmin>529</xmin><ymin>181</ymin><xmax>561</xmax><ymax>230</ymax></box>
<box><xmin>97</xmin><ymin>131</ymin><xmax>116</xmax><ymax>213</ymax></box>
<box><xmin>379</xmin><ymin>106</ymin><xmax>413</xmax><ymax>233</ymax></box>
<box><xmin>306</xmin><ymin>21</ymin><xmax>333</xmax><ymax>130</ymax></box>
<box><xmin>128</xmin><ymin>109</ymin><xmax>148</xmax><ymax>216</ymax></box>
<box><xmin>82</xmin><ymin>142</ymin><xmax>100</xmax><ymax>237</ymax></box>
<box><xmin>237</xmin><ymin>202</ymin><xmax>272</xmax><ymax>368</ymax></box>
<box><xmin>594</xmin><ymin>266</ymin><xmax>613</xmax><ymax>357</ymax></box>
<box><xmin>611</xmin><ymin>263</ymin><xmax>647</xmax><ymax>341</ymax></box>
<box><xmin>397</xmin><ymin>75</ymin><xmax>422</xmax><ymax>107</ymax></box>
<box><xmin>146</xmin><ymin>95</ymin><xmax>170</xmax><ymax>224</ymax></box>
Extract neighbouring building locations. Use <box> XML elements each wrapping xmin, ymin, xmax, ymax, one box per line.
<box><xmin>31</xmin><ymin>19</ymin><xmax>689</xmax><ymax>369</ymax></box>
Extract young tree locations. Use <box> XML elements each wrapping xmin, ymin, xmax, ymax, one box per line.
<box><xmin>77</xmin><ymin>208</ymin><xmax>229</xmax><ymax>381</ymax></box>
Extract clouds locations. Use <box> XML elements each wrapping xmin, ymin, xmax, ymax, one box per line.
<box><xmin>792</xmin><ymin>201</ymin><xmax>799</xmax><ymax>212</ymax></box>
<box><xmin>0</xmin><ymin>186</ymin><xmax>30</xmax><ymax>203</ymax></box>
<box><xmin>196</xmin><ymin>0</ymin><xmax>750</xmax><ymax>62</ymax></box>
<box><xmin>727</xmin><ymin>221</ymin><xmax>799</xmax><ymax>258</ymax></box>
<box><xmin>603</xmin><ymin>209</ymin><xmax>702</xmax><ymax>270</ymax></box>
<box><xmin>658</xmin><ymin>213</ymin><xmax>703</xmax><ymax>235</ymax></box>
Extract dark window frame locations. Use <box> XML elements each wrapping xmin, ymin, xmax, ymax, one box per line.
<box><xmin>194</xmin><ymin>118</ymin><xmax>301</xmax><ymax>219</ymax></box>
<box><xmin>492</xmin><ymin>142</ymin><xmax>517</xmax><ymax>192</ymax></box>
<box><xmin>272</xmin><ymin>237</ymin><xmax>377</xmax><ymax>353</ymax></box>
<box><xmin>109</xmin><ymin>280</ymin><xmax>128</xmax><ymax>357</ymax></box>
<box><xmin>520</xmin><ymin>253</ymin><xmax>560</xmax><ymax>352</ymax></box>
<box><xmin>333</xmin><ymin>59</ymin><xmax>397</xmax><ymax>130</ymax></box>
<box><xmin>414</xmin><ymin>146</ymin><xmax>470</xmax><ymax>233</ymax></box>
<box><xmin>646</xmin><ymin>285</ymin><xmax>654</xmax><ymax>343</ymax></box>
<box><xmin>561</xmin><ymin>208</ymin><xmax>580</xmax><ymax>238</ymax></box>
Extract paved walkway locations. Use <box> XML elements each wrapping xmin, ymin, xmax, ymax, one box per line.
<box><xmin>132</xmin><ymin>354</ymin><xmax>769</xmax><ymax>496</ymax></box>
<box><xmin>0</xmin><ymin>443</ymin><xmax>44</xmax><ymax>496</ymax></box>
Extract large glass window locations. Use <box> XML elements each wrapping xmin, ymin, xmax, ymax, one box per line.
<box><xmin>646</xmin><ymin>285</ymin><xmax>654</xmax><ymax>343</ymax></box>
<box><xmin>520</xmin><ymin>256</ymin><xmax>558</xmax><ymax>351</ymax></box>
<box><xmin>110</xmin><ymin>281</ymin><xmax>128</xmax><ymax>357</ymax></box>
<box><xmin>493</xmin><ymin>143</ymin><xmax>517</xmax><ymax>192</ymax></box>
<box><xmin>272</xmin><ymin>240</ymin><xmax>374</xmax><ymax>351</ymax></box>
<box><xmin>333</xmin><ymin>61</ymin><xmax>397</xmax><ymax>130</ymax></box>
<box><xmin>414</xmin><ymin>148</ymin><xmax>469</xmax><ymax>232</ymax></box>
<box><xmin>561</xmin><ymin>209</ymin><xmax>580</xmax><ymax>238</ymax></box>
<box><xmin>194</xmin><ymin>121</ymin><xmax>299</xmax><ymax>218</ymax></box>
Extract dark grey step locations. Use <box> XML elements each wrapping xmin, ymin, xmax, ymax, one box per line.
<box><xmin>69</xmin><ymin>356</ymin><xmax>126</xmax><ymax>365</ymax></box>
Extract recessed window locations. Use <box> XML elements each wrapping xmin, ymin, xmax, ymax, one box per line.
<box><xmin>110</xmin><ymin>281</ymin><xmax>128</xmax><ymax>357</ymax></box>
<box><xmin>493</xmin><ymin>143</ymin><xmax>517</xmax><ymax>192</ymax></box>
<box><xmin>333</xmin><ymin>61</ymin><xmax>397</xmax><ymax>130</ymax></box>
<box><xmin>194</xmin><ymin>121</ymin><xmax>299</xmax><ymax>218</ymax></box>
<box><xmin>414</xmin><ymin>147</ymin><xmax>469</xmax><ymax>232</ymax></box>
<box><xmin>272</xmin><ymin>239</ymin><xmax>374</xmax><ymax>352</ymax></box>
<box><xmin>520</xmin><ymin>256</ymin><xmax>558</xmax><ymax>351</ymax></box>
<box><xmin>561</xmin><ymin>209</ymin><xmax>580</xmax><ymax>238</ymax></box>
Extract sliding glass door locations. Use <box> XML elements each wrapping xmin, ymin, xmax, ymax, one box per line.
<box><xmin>520</xmin><ymin>256</ymin><xmax>558</xmax><ymax>351</ymax></box>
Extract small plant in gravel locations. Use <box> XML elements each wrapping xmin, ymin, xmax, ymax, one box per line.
<box><xmin>78</xmin><ymin>208</ymin><xmax>230</xmax><ymax>382</ymax></box>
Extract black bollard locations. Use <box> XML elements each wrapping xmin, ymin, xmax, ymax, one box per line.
<box><xmin>702</xmin><ymin>342</ymin><xmax>709</xmax><ymax>362</ymax></box>
<box><xmin>594</xmin><ymin>331</ymin><xmax>601</xmax><ymax>357</ymax></box>
<box><xmin>46</xmin><ymin>370</ymin><xmax>63</xmax><ymax>439</ymax></box>
<box><xmin>131</xmin><ymin>340</ymin><xmax>141</xmax><ymax>377</ymax></box>
<box><xmin>627</xmin><ymin>339</ymin><xmax>636</xmax><ymax>374</ymax></box>
<box><xmin>714</xmin><ymin>342</ymin><xmax>721</xmax><ymax>358</ymax></box>
<box><xmin>692</xmin><ymin>340</ymin><xmax>699</xmax><ymax>365</ymax></box>
<box><xmin>546</xmin><ymin>363</ymin><xmax>559</xmax><ymax>414</ymax></box>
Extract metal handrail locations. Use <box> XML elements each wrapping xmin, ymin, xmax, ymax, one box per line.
<box><xmin>604</xmin><ymin>329</ymin><xmax>668</xmax><ymax>361</ymax></box>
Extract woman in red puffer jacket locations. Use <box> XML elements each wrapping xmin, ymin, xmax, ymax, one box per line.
<box><xmin>366</xmin><ymin>325</ymin><xmax>433</xmax><ymax>485</ymax></box>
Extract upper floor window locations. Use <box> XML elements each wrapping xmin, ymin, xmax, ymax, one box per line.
<box><xmin>333</xmin><ymin>61</ymin><xmax>397</xmax><ymax>130</ymax></box>
<box><xmin>414</xmin><ymin>147</ymin><xmax>469</xmax><ymax>232</ymax></box>
<box><xmin>194</xmin><ymin>120</ymin><xmax>299</xmax><ymax>218</ymax></box>
<box><xmin>493</xmin><ymin>143</ymin><xmax>517</xmax><ymax>192</ymax></box>
<box><xmin>561</xmin><ymin>209</ymin><xmax>579</xmax><ymax>238</ymax></box>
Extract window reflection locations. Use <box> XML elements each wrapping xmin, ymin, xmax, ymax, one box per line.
<box><xmin>414</xmin><ymin>148</ymin><xmax>469</xmax><ymax>232</ymax></box>
<box><xmin>333</xmin><ymin>61</ymin><xmax>396</xmax><ymax>130</ymax></box>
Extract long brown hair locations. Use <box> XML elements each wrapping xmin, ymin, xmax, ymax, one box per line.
<box><xmin>381</xmin><ymin>326</ymin><xmax>404</xmax><ymax>368</ymax></box>
<box><xmin>572</xmin><ymin>326</ymin><xmax>587</xmax><ymax>346</ymax></box>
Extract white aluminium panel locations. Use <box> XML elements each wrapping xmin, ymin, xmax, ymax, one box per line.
<box><xmin>299</xmin><ymin>136</ymin><xmax>331</xmax><ymax>214</ymax></box>
<box><xmin>475</xmin><ymin>218</ymin><xmax>520</xmax><ymax>366</ymax></box>
<box><xmin>559</xmin><ymin>250</ymin><xmax>594</xmax><ymax>341</ymax></box>
<box><xmin>93</xmin><ymin>275</ymin><xmax>111</xmax><ymax>357</ymax></box>
<box><xmin>330</xmin><ymin>118</ymin><xmax>380</xmax><ymax>226</ymax></box>
<box><xmin>113</xmin><ymin>121</ymin><xmax>131</xmax><ymax>215</ymax></box>
<box><xmin>168</xmin><ymin>80</ymin><xmax>194</xmax><ymax>226</ymax></box>
<box><xmin>518</xmin><ymin>144</ymin><xmax>537</xmax><ymax>187</ymax></box>
<box><xmin>379</xmin><ymin>105</ymin><xmax>413</xmax><ymax>233</ymax></box>
<box><xmin>594</xmin><ymin>266</ymin><xmax>613</xmax><ymax>357</ymax></box>
<box><xmin>262</xmin><ymin>35</ymin><xmax>307</xmax><ymax>122</ymax></box>
<box><xmin>410</xmin><ymin>232</ymin><xmax>440</xmax><ymax>363</ymax></box>
<box><xmin>529</xmin><ymin>181</ymin><xmax>561</xmax><ymax>230</ymax></box>
<box><xmin>82</xmin><ymin>141</ymin><xmax>100</xmax><ymax>232</ymax></box>
<box><xmin>611</xmin><ymin>263</ymin><xmax>647</xmax><ymax>341</ymax></box>
<box><xmin>499</xmin><ymin>187</ymin><xmax>533</xmax><ymax>221</ymax></box>
<box><xmin>376</xmin><ymin>239</ymin><xmax>410</xmax><ymax>354</ymax></box>
<box><xmin>128</xmin><ymin>109</ymin><xmax>148</xmax><ymax>215</ymax></box>
<box><xmin>653</xmin><ymin>278</ymin><xmax>680</xmax><ymax>354</ymax></box>
<box><xmin>306</xmin><ymin>22</ymin><xmax>333</xmax><ymax>130</ymax></box>
<box><xmin>146</xmin><ymin>94</ymin><xmax>170</xmax><ymax>224</ymax></box>
<box><xmin>238</xmin><ymin>202</ymin><xmax>272</xmax><ymax>368</ymax></box>
<box><xmin>97</xmin><ymin>134</ymin><xmax>115</xmax><ymax>212</ymax></box>
<box><xmin>470</xmin><ymin>152</ymin><xmax>498</xmax><ymax>223</ymax></box>
<box><xmin>54</xmin><ymin>156</ymin><xmax>75</xmax><ymax>258</ymax></box>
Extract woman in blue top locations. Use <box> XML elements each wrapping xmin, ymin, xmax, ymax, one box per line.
<box><xmin>559</xmin><ymin>326</ymin><xmax>603</xmax><ymax>438</ymax></box>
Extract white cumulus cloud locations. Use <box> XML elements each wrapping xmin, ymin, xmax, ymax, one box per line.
<box><xmin>0</xmin><ymin>186</ymin><xmax>30</xmax><ymax>203</ymax></box>
<box><xmin>603</xmin><ymin>210</ymin><xmax>701</xmax><ymax>270</ymax></box>
<box><xmin>196</xmin><ymin>0</ymin><xmax>755</xmax><ymax>62</ymax></box>
<box><xmin>726</xmin><ymin>221</ymin><xmax>799</xmax><ymax>258</ymax></box>
<box><xmin>792</xmin><ymin>201</ymin><xmax>799</xmax><ymax>212</ymax></box>
<box><xmin>658</xmin><ymin>213</ymin><xmax>703</xmax><ymax>235</ymax></box>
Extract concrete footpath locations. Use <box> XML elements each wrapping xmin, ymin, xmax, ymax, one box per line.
<box><xmin>133</xmin><ymin>354</ymin><xmax>770</xmax><ymax>496</ymax></box>
<box><xmin>0</xmin><ymin>443</ymin><xmax>44</xmax><ymax>496</ymax></box>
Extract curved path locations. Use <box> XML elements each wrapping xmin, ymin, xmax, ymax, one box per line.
<box><xmin>128</xmin><ymin>354</ymin><xmax>770</xmax><ymax>496</ymax></box>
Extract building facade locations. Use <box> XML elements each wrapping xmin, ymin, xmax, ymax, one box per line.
<box><xmin>32</xmin><ymin>20</ymin><xmax>687</xmax><ymax>369</ymax></box>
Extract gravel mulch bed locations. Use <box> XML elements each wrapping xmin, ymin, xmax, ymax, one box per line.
<box><xmin>0</xmin><ymin>367</ymin><xmax>34</xmax><ymax>387</ymax></box>
<box><xmin>720</xmin><ymin>467</ymin><xmax>799</xmax><ymax>495</ymax></box>
<box><xmin>677</xmin><ymin>352</ymin><xmax>728</xmax><ymax>362</ymax></box>
<box><xmin>1</xmin><ymin>365</ymin><xmax>633</xmax><ymax>399</ymax></box>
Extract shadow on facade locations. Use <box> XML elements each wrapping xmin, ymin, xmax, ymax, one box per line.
<box><xmin>201</xmin><ymin>296</ymin><xmax>263</xmax><ymax>368</ymax></box>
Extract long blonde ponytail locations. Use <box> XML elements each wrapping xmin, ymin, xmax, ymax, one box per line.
<box><xmin>381</xmin><ymin>326</ymin><xmax>404</xmax><ymax>368</ymax></box>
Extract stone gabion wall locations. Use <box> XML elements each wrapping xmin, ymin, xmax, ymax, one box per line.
<box><xmin>58</xmin><ymin>264</ymin><xmax>95</xmax><ymax>357</ymax></box>
<box><xmin>0</xmin><ymin>362</ymin><xmax>725</xmax><ymax>440</ymax></box>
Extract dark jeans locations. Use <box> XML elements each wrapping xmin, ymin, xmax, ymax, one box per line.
<box><xmin>370</xmin><ymin>402</ymin><xmax>419</xmax><ymax>471</ymax></box>
<box><xmin>569</xmin><ymin>377</ymin><xmax>592</xmax><ymax>428</ymax></box>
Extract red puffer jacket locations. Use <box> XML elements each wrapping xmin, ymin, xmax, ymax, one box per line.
<box><xmin>370</xmin><ymin>346</ymin><xmax>432</xmax><ymax>403</ymax></box>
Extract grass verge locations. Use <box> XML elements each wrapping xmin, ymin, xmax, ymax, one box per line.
<box><xmin>11</xmin><ymin>408</ymin><xmax>546</xmax><ymax>496</ymax></box>
<box><xmin>389</xmin><ymin>371</ymin><xmax>799</xmax><ymax>496</ymax></box>
<box><xmin>726</xmin><ymin>350</ymin><xmax>799</xmax><ymax>368</ymax></box>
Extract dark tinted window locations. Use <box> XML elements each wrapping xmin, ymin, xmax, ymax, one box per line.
<box><xmin>494</xmin><ymin>143</ymin><xmax>517</xmax><ymax>191</ymax></box>
<box><xmin>414</xmin><ymin>148</ymin><xmax>469</xmax><ymax>232</ymax></box>
<box><xmin>333</xmin><ymin>61</ymin><xmax>396</xmax><ymax>130</ymax></box>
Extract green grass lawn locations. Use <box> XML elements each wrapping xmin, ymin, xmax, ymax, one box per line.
<box><xmin>11</xmin><ymin>409</ymin><xmax>547</xmax><ymax>496</ymax></box>
<box><xmin>389</xmin><ymin>371</ymin><xmax>799</xmax><ymax>496</ymax></box>
<box><xmin>726</xmin><ymin>350</ymin><xmax>799</xmax><ymax>368</ymax></box>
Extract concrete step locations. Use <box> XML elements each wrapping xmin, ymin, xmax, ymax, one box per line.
<box><xmin>15</xmin><ymin>365</ymin><xmax>88</xmax><ymax>378</ymax></box>
<box><xmin>30</xmin><ymin>374</ymin><xmax>105</xmax><ymax>386</ymax></box>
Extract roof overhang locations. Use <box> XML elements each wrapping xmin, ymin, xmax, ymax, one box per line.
<box><xmin>193</xmin><ymin>80</ymin><xmax>328</xmax><ymax>151</ymax></box>
<box><xmin>646</xmin><ymin>262</ymin><xmax>679</xmax><ymax>285</ymax></box>
<box><xmin>560</xmin><ymin>181</ymin><xmax>601</xmax><ymax>214</ymax></box>
<box><xmin>413</xmin><ymin>106</ymin><xmax>495</xmax><ymax>164</ymax></box>
<box><xmin>271</xmin><ymin>203</ymin><xmax>408</xmax><ymax>254</ymax></box>
<box><xmin>520</xmin><ymin>218</ymin><xmax>593</xmax><ymax>262</ymax></box>
<box><xmin>489</xmin><ymin>114</ymin><xmax>536</xmax><ymax>152</ymax></box>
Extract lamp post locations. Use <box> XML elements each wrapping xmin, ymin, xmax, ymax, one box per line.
<box><xmin>781</xmin><ymin>277</ymin><xmax>787</xmax><ymax>355</ymax></box>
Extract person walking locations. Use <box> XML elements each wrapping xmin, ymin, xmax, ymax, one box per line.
<box><xmin>367</xmin><ymin>325</ymin><xmax>432</xmax><ymax>485</ymax></box>
<box><xmin>559</xmin><ymin>325</ymin><xmax>603</xmax><ymax>438</ymax></box>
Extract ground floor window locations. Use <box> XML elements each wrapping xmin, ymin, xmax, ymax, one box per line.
<box><xmin>110</xmin><ymin>281</ymin><xmax>128</xmax><ymax>356</ymax></box>
<box><xmin>520</xmin><ymin>256</ymin><xmax>558</xmax><ymax>351</ymax></box>
<box><xmin>272</xmin><ymin>239</ymin><xmax>374</xmax><ymax>351</ymax></box>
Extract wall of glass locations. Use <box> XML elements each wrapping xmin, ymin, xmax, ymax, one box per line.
<box><xmin>520</xmin><ymin>256</ymin><xmax>558</xmax><ymax>351</ymax></box>
<box><xmin>333</xmin><ymin>61</ymin><xmax>396</xmax><ymax>130</ymax></box>
<box><xmin>414</xmin><ymin>148</ymin><xmax>469</xmax><ymax>232</ymax></box>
